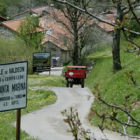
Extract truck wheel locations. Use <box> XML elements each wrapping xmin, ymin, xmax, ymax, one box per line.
<box><xmin>81</xmin><ymin>80</ymin><xmax>84</xmax><ymax>88</ymax></box>
<box><xmin>70</xmin><ymin>83</ymin><xmax>73</xmax><ymax>88</ymax></box>
<box><xmin>66</xmin><ymin>81</ymin><xmax>69</xmax><ymax>87</ymax></box>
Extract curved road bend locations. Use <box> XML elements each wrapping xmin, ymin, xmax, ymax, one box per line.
<box><xmin>20</xmin><ymin>86</ymin><xmax>127</xmax><ymax>140</ymax></box>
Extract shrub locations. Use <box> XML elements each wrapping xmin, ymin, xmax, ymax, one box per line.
<box><xmin>0</xmin><ymin>36</ymin><xmax>40</xmax><ymax>74</ymax></box>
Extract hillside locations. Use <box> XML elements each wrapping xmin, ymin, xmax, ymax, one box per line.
<box><xmin>85</xmin><ymin>38</ymin><xmax>140</xmax><ymax>136</ymax></box>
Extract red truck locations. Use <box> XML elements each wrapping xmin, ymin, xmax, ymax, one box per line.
<box><xmin>64</xmin><ymin>66</ymin><xmax>86</xmax><ymax>88</ymax></box>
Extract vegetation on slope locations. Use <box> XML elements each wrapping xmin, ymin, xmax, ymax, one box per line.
<box><xmin>85</xmin><ymin>39</ymin><xmax>140</xmax><ymax>135</ymax></box>
<box><xmin>28</xmin><ymin>75</ymin><xmax>65</xmax><ymax>87</ymax></box>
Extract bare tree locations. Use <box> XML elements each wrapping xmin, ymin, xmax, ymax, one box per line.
<box><xmin>90</xmin><ymin>0</ymin><xmax>113</xmax><ymax>13</ymax></box>
<box><xmin>54</xmin><ymin>0</ymin><xmax>140</xmax><ymax>72</ymax></box>
<box><xmin>62</xmin><ymin>107</ymin><xmax>109</xmax><ymax>140</ymax></box>
<box><xmin>55</xmin><ymin>1</ymin><xmax>140</xmax><ymax>139</ymax></box>
<box><xmin>52</xmin><ymin>0</ymin><xmax>97</xmax><ymax>65</ymax></box>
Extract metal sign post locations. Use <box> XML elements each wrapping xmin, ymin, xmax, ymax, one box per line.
<box><xmin>16</xmin><ymin>109</ymin><xmax>21</xmax><ymax>140</ymax></box>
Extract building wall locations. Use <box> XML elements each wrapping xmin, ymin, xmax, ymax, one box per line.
<box><xmin>43</xmin><ymin>41</ymin><xmax>71</xmax><ymax>66</ymax></box>
<box><xmin>0</xmin><ymin>26</ymin><xmax>14</xmax><ymax>39</ymax></box>
<box><xmin>14</xmin><ymin>11</ymin><xmax>32</xmax><ymax>20</ymax></box>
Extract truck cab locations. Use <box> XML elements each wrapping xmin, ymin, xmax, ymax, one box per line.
<box><xmin>65</xmin><ymin>66</ymin><xmax>86</xmax><ymax>88</ymax></box>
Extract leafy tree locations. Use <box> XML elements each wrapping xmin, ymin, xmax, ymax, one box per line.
<box><xmin>0</xmin><ymin>36</ymin><xmax>35</xmax><ymax>74</ymax></box>
<box><xmin>0</xmin><ymin>0</ymin><xmax>7</xmax><ymax>17</ymax></box>
<box><xmin>18</xmin><ymin>15</ymin><xmax>44</xmax><ymax>50</ymax></box>
<box><xmin>0</xmin><ymin>0</ymin><xmax>23</xmax><ymax>16</ymax></box>
<box><xmin>125</xmin><ymin>19</ymin><xmax>140</xmax><ymax>38</ymax></box>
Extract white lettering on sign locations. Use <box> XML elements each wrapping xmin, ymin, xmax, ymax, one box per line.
<box><xmin>0</xmin><ymin>61</ymin><xmax>27</xmax><ymax>112</ymax></box>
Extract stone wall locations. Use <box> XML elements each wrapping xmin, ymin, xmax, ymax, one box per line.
<box><xmin>0</xmin><ymin>26</ymin><xmax>14</xmax><ymax>39</ymax></box>
<box><xmin>14</xmin><ymin>11</ymin><xmax>32</xmax><ymax>20</ymax></box>
<box><xmin>43</xmin><ymin>41</ymin><xmax>71</xmax><ymax>66</ymax></box>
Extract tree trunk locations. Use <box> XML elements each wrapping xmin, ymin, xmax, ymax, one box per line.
<box><xmin>112</xmin><ymin>28</ymin><xmax>121</xmax><ymax>72</ymax></box>
<box><xmin>72</xmin><ymin>21</ymin><xmax>79</xmax><ymax>65</ymax></box>
<box><xmin>112</xmin><ymin>1</ymin><xmax>122</xmax><ymax>72</ymax></box>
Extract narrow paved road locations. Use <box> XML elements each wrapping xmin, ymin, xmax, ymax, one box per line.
<box><xmin>20</xmin><ymin>86</ymin><xmax>127</xmax><ymax>140</ymax></box>
<box><xmin>39</xmin><ymin>67</ymin><xmax>64</xmax><ymax>76</ymax></box>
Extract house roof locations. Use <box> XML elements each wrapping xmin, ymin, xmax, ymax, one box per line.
<box><xmin>1</xmin><ymin>19</ymin><xmax>47</xmax><ymax>33</ymax></box>
<box><xmin>42</xmin><ymin>22</ymin><xmax>72</xmax><ymax>51</ymax></box>
<box><xmin>1</xmin><ymin>19</ymin><xmax>22</xmax><ymax>32</ymax></box>
<box><xmin>49</xmin><ymin>8</ymin><xmax>70</xmax><ymax>25</ymax></box>
<box><xmin>40</xmin><ymin>7</ymin><xmax>96</xmax><ymax>50</ymax></box>
<box><xmin>31</xmin><ymin>6</ymin><xmax>49</xmax><ymax>15</ymax></box>
<box><xmin>42</xmin><ymin>34</ymin><xmax>69</xmax><ymax>51</ymax></box>
<box><xmin>14</xmin><ymin>6</ymin><xmax>115</xmax><ymax>33</ymax></box>
<box><xmin>14</xmin><ymin>6</ymin><xmax>49</xmax><ymax>17</ymax></box>
<box><xmin>40</xmin><ymin>19</ymin><xmax>71</xmax><ymax>37</ymax></box>
<box><xmin>96</xmin><ymin>9</ymin><xmax>116</xmax><ymax>32</ymax></box>
<box><xmin>39</xmin><ymin>9</ymin><xmax>72</xmax><ymax>51</ymax></box>
<box><xmin>47</xmin><ymin>7</ymin><xmax>94</xmax><ymax>29</ymax></box>
<box><xmin>12</xmin><ymin>6</ymin><xmax>71</xmax><ymax>51</ymax></box>
<box><xmin>14</xmin><ymin>9</ymin><xmax>37</xmax><ymax>17</ymax></box>
<box><xmin>14</xmin><ymin>6</ymin><xmax>115</xmax><ymax>50</ymax></box>
<box><xmin>96</xmin><ymin>22</ymin><xmax>114</xmax><ymax>32</ymax></box>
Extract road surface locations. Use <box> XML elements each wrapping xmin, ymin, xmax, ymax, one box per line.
<box><xmin>39</xmin><ymin>67</ymin><xmax>63</xmax><ymax>76</ymax></box>
<box><xmin>20</xmin><ymin>86</ymin><xmax>127</xmax><ymax>140</ymax></box>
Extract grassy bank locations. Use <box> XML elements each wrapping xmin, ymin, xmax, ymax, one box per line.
<box><xmin>28</xmin><ymin>74</ymin><xmax>65</xmax><ymax>87</ymax></box>
<box><xmin>85</xmin><ymin>40</ymin><xmax>140</xmax><ymax>135</ymax></box>
<box><xmin>0</xmin><ymin>74</ymin><xmax>65</xmax><ymax>140</ymax></box>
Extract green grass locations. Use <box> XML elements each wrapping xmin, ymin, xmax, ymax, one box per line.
<box><xmin>0</xmin><ymin>74</ymin><xmax>65</xmax><ymax>140</ymax></box>
<box><xmin>85</xmin><ymin>39</ymin><xmax>140</xmax><ymax>135</ymax></box>
<box><xmin>0</xmin><ymin>89</ymin><xmax>57</xmax><ymax>140</ymax></box>
<box><xmin>28</xmin><ymin>75</ymin><xmax>66</xmax><ymax>87</ymax></box>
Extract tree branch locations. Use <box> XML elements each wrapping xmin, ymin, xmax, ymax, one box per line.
<box><xmin>107</xmin><ymin>113</ymin><xmax>140</xmax><ymax>129</ymax></box>
<box><xmin>122</xmin><ymin>28</ymin><xmax>140</xmax><ymax>49</ymax></box>
<box><xmin>54</xmin><ymin>0</ymin><xmax>140</xmax><ymax>35</ymax></box>
<box><xmin>117</xmin><ymin>130</ymin><xmax>140</xmax><ymax>139</ymax></box>
<box><xmin>128</xmin><ymin>71</ymin><xmax>140</xmax><ymax>89</ymax></box>
<box><xmin>98</xmin><ymin>95</ymin><xmax>140</xmax><ymax>126</ymax></box>
<box><xmin>127</xmin><ymin>0</ymin><xmax>140</xmax><ymax>26</ymax></box>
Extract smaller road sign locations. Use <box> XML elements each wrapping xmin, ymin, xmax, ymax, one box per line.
<box><xmin>0</xmin><ymin>61</ymin><xmax>27</xmax><ymax>112</ymax></box>
<box><xmin>33</xmin><ymin>52</ymin><xmax>51</xmax><ymax>73</ymax></box>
